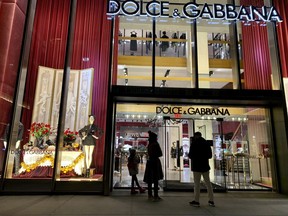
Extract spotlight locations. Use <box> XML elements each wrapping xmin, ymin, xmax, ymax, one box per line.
<box><xmin>123</xmin><ymin>68</ymin><xmax>128</xmax><ymax>76</ymax></box>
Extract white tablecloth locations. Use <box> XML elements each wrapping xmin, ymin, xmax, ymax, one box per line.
<box><xmin>19</xmin><ymin>151</ymin><xmax>84</xmax><ymax>175</ymax></box>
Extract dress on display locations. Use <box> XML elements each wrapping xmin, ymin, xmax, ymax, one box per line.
<box><xmin>130</xmin><ymin>31</ymin><xmax>138</xmax><ymax>52</ymax></box>
<box><xmin>79</xmin><ymin>124</ymin><xmax>103</xmax><ymax>146</ymax></box>
<box><xmin>160</xmin><ymin>31</ymin><xmax>169</xmax><ymax>52</ymax></box>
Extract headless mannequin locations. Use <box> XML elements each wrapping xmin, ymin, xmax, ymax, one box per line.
<box><xmin>4</xmin><ymin>141</ymin><xmax>20</xmax><ymax>149</ymax></box>
<box><xmin>3</xmin><ymin>122</ymin><xmax>23</xmax><ymax>149</ymax></box>
<box><xmin>171</xmin><ymin>142</ymin><xmax>178</xmax><ymax>169</ymax></box>
<box><xmin>79</xmin><ymin>115</ymin><xmax>102</xmax><ymax>177</ymax></box>
<box><xmin>3</xmin><ymin>122</ymin><xmax>24</xmax><ymax>174</ymax></box>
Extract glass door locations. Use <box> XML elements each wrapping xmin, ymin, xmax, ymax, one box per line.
<box><xmin>160</xmin><ymin>123</ymin><xmax>182</xmax><ymax>191</ymax></box>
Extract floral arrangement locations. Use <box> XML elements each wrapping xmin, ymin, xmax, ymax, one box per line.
<box><xmin>30</xmin><ymin>122</ymin><xmax>51</xmax><ymax>139</ymax></box>
<box><xmin>64</xmin><ymin>129</ymin><xmax>78</xmax><ymax>143</ymax></box>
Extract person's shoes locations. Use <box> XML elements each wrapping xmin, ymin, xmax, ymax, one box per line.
<box><xmin>139</xmin><ymin>187</ymin><xmax>146</xmax><ymax>193</ymax></box>
<box><xmin>152</xmin><ymin>196</ymin><xmax>162</xmax><ymax>202</ymax></box>
<box><xmin>148</xmin><ymin>195</ymin><xmax>153</xmax><ymax>200</ymax></box>
<box><xmin>130</xmin><ymin>189</ymin><xmax>138</xmax><ymax>195</ymax></box>
<box><xmin>208</xmin><ymin>201</ymin><xmax>215</xmax><ymax>207</ymax></box>
<box><xmin>86</xmin><ymin>169</ymin><xmax>90</xmax><ymax>178</ymax></box>
<box><xmin>189</xmin><ymin>201</ymin><xmax>200</xmax><ymax>207</ymax></box>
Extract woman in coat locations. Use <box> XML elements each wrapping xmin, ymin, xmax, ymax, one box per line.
<box><xmin>143</xmin><ymin>131</ymin><xmax>163</xmax><ymax>201</ymax></box>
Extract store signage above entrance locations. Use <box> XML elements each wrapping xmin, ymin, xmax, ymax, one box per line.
<box><xmin>156</xmin><ymin>106</ymin><xmax>230</xmax><ymax>116</ymax></box>
<box><xmin>107</xmin><ymin>0</ymin><xmax>282</xmax><ymax>23</ymax></box>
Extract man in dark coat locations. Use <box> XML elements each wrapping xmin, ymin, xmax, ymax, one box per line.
<box><xmin>188</xmin><ymin>132</ymin><xmax>215</xmax><ymax>207</ymax></box>
<box><xmin>143</xmin><ymin>131</ymin><xmax>163</xmax><ymax>201</ymax></box>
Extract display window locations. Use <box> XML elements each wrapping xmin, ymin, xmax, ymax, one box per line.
<box><xmin>114</xmin><ymin>0</ymin><xmax>281</xmax><ymax>90</ymax></box>
<box><xmin>0</xmin><ymin>0</ymin><xmax>112</xmax><ymax>186</ymax></box>
<box><xmin>114</xmin><ymin>103</ymin><xmax>274</xmax><ymax>191</ymax></box>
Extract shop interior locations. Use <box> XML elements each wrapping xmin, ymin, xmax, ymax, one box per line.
<box><xmin>113</xmin><ymin>104</ymin><xmax>273</xmax><ymax>192</ymax></box>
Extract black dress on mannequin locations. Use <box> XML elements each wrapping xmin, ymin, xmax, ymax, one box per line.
<box><xmin>130</xmin><ymin>31</ymin><xmax>138</xmax><ymax>53</ymax></box>
<box><xmin>160</xmin><ymin>31</ymin><xmax>169</xmax><ymax>52</ymax></box>
<box><xmin>79</xmin><ymin>116</ymin><xmax>103</xmax><ymax>177</ymax></box>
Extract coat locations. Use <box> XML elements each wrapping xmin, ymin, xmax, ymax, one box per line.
<box><xmin>143</xmin><ymin>140</ymin><xmax>164</xmax><ymax>183</ymax></box>
<box><xmin>78</xmin><ymin>124</ymin><xmax>103</xmax><ymax>146</ymax></box>
<box><xmin>127</xmin><ymin>154</ymin><xmax>140</xmax><ymax>176</ymax></box>
<box><xmin>188</xmin><ymin>137</ymin><xmax>212</xmax><ymax>172</ymax></box>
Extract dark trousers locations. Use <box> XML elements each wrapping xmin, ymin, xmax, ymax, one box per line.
<box><xmin>148</xmin><ymin>180</ymin><xmax>159</xmax><ymax>197</ymax></box>
<box><xmin>131</xmin><ymin>175</ymin><xmax>140</xmax><ymax>189</ymax></box>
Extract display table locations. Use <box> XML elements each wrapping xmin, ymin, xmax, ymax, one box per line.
<box><xmin>18</xmin><ymin>151</ymin><xmax>85</xmax><ymax>177</ymax></box>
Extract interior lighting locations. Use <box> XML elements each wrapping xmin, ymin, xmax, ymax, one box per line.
<box><xmin>123</xmin><ymin>68</ymin><xmax>128</xmax><ymax>76</ymax></box>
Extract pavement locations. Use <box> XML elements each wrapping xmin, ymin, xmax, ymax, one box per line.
<box><xmin>0</xmin><ymin>190</ymin><xmax>288</xmax><ymax>215</ymax></box>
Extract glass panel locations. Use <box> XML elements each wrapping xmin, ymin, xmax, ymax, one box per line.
<box><xmin>235</xmin><ymin>0</ymin><xmax>277</xmax><ymax>90</ymax></box>
<box><xmin>113</xmin><ymin>105</ymin><xmax>159</xmax><ymax>188</ymax></box>
<box><xmin>4</xmin><ymin>1</ymin><xmax>70</xmax><ymax>179</ymax></box>
<box><xmin>0</xmin><ymin>1</ymin><xmax>28</xmax><ymax>178</ymax></box>
<box><xmin>56</xmin><ymin>1</ymin><xmax>110</xmax><ymax>182</ymax></box>
<box><xmin>194</xmin><ymin>119</ymin><xmax>226</xmax><ymax>191</ymax></box>
<box><xmin>196</xmin><ymin>0</ymin><xmax>234</xmax><ymax>89</ymax></box>
<box><xmin>113</xmin><ymin>103</ymin><xmax>273</xmax><ymax>191</ymax></box>
<box><xmin>117</xmin><ymin>1</ymin><xmax>153</xmax><ymax>87</ymax></box>
<box><xmin>155</xmin><ymin>5</ymin><xmax>193</xmax><ymax>89</ymax></box>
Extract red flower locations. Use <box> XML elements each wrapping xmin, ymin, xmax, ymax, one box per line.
<box><xmin>30</xmin><ymin>122</ymin><xmax>51</xmax><ymax>139</ymax></box>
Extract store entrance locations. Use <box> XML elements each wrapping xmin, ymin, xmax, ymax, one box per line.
<box><xmin>113</xmin><ymin>103</ymin><xmax>274</xmax><ymax>192</ymax></box>
<box><xmin>161</xmin><ymin>117</ymin><xmax>226</xmax><ymax>192</ymax></box>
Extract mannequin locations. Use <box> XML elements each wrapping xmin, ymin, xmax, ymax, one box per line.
<box><xmin>3</xmin><ymin>122</ymin><xmax>24</xmax><ymax>174</ymax></box>
<box><xmin>3</xmin><ymin>122</ymin><xmax>24</xmax><ymax>149</ymax></box>
<box><xmin>160</xmin><ymin>31</ymin><xmax>169</xmax><ymax>52</ymax></box>
<box><xmin>79</xmin><ymin>115</ymin><xmax>103</xmax><ymax>177</ymax></box>
<box><xmin>170</xmin><ymin>142</ymin><xmax>178</xmax><ymax>169</ymax></box>
<box><xmin>130</xmin><ymin>31</ymin><xmax>137</xmax><ymax>55</ymax></box>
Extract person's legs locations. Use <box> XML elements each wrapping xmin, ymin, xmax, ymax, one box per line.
<box><xmin>193</xmin><ymin>171</ymin><xmax>201</xmax><ymax>202</ymax></box>
<box><xmin>134</xmin><ymin>175</ymin><xmax>145</xmax><ymax>193</ymax></box>
<box><xmin>153</xmin><ymin>180</ymin><xmax>159</xmax><ymax>198</ymax></box>
<box><xmin>131</xmin><ymin>175</ymin><xmax>136</xmax><ymax>189</ymax></box>
<box><xmin>131</xmin><ymin>175</ymin><xmax>138</xmax><ymax>194</ymax></box>
<box><xmin>202</xmin><ymin>171</ymin><xmax>214</xmax><ymax>202</ymax></box>
<box><xmin>134</xmin><ymin>175</ymin><xmax>140</xmax><ymax>188</ymax></box>
<box><xmin>148</xmin><ymin>182</ymin><xmax>153</xmax><ymax>198</ymax></box>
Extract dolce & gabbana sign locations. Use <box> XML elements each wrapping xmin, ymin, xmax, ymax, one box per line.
<box><xmin>156</xmin><ymin>106</ymin><xmax>230</xmax><ymax>116</ymax></box>
<box><xmin>107</xmin><ymin>0</ymin><xmax>282</xmax><ymax>22</ymax></box>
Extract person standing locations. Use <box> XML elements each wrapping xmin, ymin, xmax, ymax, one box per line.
<box><xmin>127</xmin><ymin>148</ymin><xmax>146</xmax><ymax>194</ymax></box>
<box><xmin>188</xmin><ymin>132</ymin><xmax>215</xmax><ymax>207</ymax></box>
<box><xmin>143</xmin><ymin>131</ymin><xmax>163</xmax><ymax>201</ymax></box>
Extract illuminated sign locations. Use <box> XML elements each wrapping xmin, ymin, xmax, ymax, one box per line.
<box><xmin>107</xmin><ymin>0</ymin><xmax>282</xmax><ymax>22</ymax></box>
<box><xmin>156</xmin><ymin>106</ymin><xmax>231</xmax><ymax>116</ymax></box>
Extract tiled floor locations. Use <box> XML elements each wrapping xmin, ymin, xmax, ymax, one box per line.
<box><xmin>114</xmin><ymin>163</ymin><xmax>270</xmax><ymax>191</ymax></box>
<box><xmin>0</xmin><ymin>190</ymin><xmax>287</xmax><ymax>215</ymax></box>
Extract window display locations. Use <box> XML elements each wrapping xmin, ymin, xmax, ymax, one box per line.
<box><xmin>79</xmin><ymin>115</ymin><xmax>103</xmax><ymax>177</ymax></box>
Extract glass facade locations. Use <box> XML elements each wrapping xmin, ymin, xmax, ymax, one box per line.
<box><xmin>114</xmin><ymin>103</ymin><xmax>273</xmax><ymax>191</ymax></box>
<box><xmin>0</xmin><ymin>0</ymin><xmax>287</xmax><ymax>194</ymax></box>
<box><xmin>0</xmin><ymin>0</ymin><xmax>112</xmax><ymax>193</ymax></box>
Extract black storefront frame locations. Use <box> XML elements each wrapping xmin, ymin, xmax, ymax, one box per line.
<box><xmin>107</xmin><ymin>0</ymin><xmax>288</xmax><ymax>195</ymax></box>
<box><xmin>1</xmin><ymin>0</ymin><xmax>105</xmax><ymax>194</ymax></box>
<box><xmin>109</xmin><ymin>87</ymin><xmax>288</xmax><ymax>193</ymax></box>
<box><xmin>1</xmin><ymin>0</ymin><xmax>288</xmax><ymax>195</ymax></box>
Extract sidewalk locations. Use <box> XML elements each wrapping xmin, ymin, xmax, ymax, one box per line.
<box><xmin>0</xmin><ymin>190</ymin><xmax>288</xmax><ymax>215</ymax></box>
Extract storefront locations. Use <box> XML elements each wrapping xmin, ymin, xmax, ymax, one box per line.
<box><xmin>113</xmin><ymin>103</ymin><xmax>276</xmax><ymax>192</ymax></box>
<box><xmin>0</xmin><ymin>0</ymin><xmax>288</xmax><ymax>195</ymax></box>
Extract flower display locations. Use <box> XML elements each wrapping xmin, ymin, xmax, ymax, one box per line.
<box><xmin>64</xmin><ymin>129</ymin><xmax>78</xmax><ymax>143</ymax></box>
<box><xmin>30</xmin><ymin>122</ymin><xmax>52</xmax><ymax>139</ymax></box>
